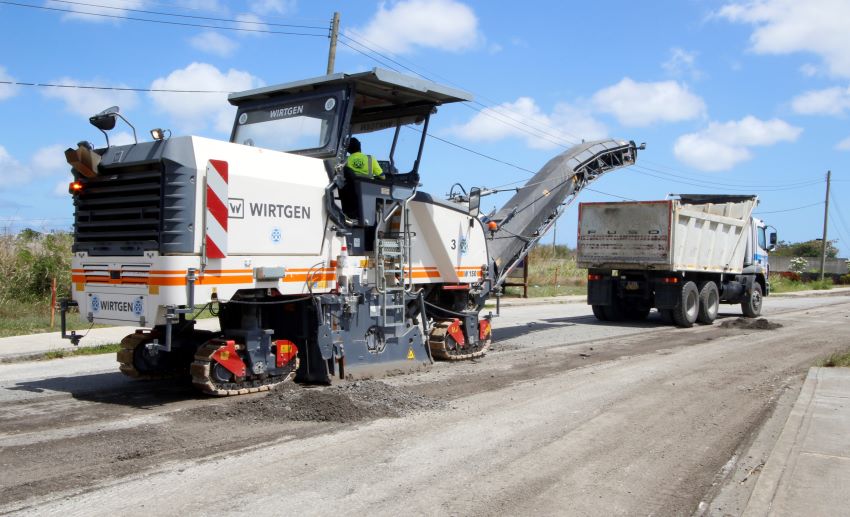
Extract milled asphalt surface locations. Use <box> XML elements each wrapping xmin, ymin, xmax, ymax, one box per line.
<box><xmin>2</xmin><ymin>287</ymin><xmax>849</xmax><ymax>516</ymax></box>
<box><xmin>4</xmin><ymin>287</ymin><xmax>848</xmax><ymax>360</ymax></box>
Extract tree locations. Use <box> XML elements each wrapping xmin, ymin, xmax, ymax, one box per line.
<box><xmin>772</xmin><ymin>239</ymin><xmax>839</xmax><ymax>259</ymax></box>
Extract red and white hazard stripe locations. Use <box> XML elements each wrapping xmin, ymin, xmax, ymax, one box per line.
<box><xmin>205</xmin><ymin>159</ymin><xmax>228</xmax><ymax>259</ymax></box>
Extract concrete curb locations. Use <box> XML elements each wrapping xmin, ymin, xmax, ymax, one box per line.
<box><xmin>743</xmin><ymin>367</ymin><xmax>850</xmax><ymax>516</ymax></box>
<box><xmin>0</xmin><ymin>318</ymin><xmax>220</xmax><ymax>360</ymax></box>
<box><xmin>484</xmin><ymin>295</ymin><xmax>585</xmax><ymax>308</ymax></box>
<box><xmin>770</xmin><ymin>286</ymin><xmax>850</xmax><ymax>298</ymax></box>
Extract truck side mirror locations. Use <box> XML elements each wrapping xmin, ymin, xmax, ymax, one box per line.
<box><xmin>769</xmin><ymin>231</ymin><xmax>777</xmax><ymax>250</ymax></box>
<box><xmin>469</xmin><ymin>187</ymin><xmax>481</xmax><ymax>217</ymax></box>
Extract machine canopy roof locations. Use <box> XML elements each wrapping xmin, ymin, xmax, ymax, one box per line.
<box><xmin>229</xmin><ymin>68</ymin><xmax>473</xmax><ymax>128</ymax></box>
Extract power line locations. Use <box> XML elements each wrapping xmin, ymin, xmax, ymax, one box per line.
<box><xmin>0</xmin><ymin>1</ymin><xmax>328</xmax><ymax>36</ymax></box>
<box><xmin>586</xmin><ymin>188</ymin><xmax>635</xmax><ymax>201</ymax></box>
<box><xmin>44</xmin><ymin>0</ymin><xmax>327</xmax><ymax>29</ymax></box>
<box><xmin>635</xmin><ymin>163</ymin><xmax>820</xmax><ymax>190</ymax></box>
<box><xmin>829</xmin><ymin>191</ymin><xmax>850</xmax><ymax>243</ymax></box>
<box><xmin>632</xmin><ymin>167</ymin><xmax>824</xmax><ymax>193</ymax></box>
<box><xmin>0</xmin><ymin>80</ymin><xmax>228</xmax><ymax>93</ymax></box>
<box><xmin>341</xmin><ymin>32</ymin><xmax>587</xmax><ymax>146</ymax></box>
<box><xmin>753</xmin><ymin>201</ymin><xmax>824</xmax><ymax>215</ymax></box>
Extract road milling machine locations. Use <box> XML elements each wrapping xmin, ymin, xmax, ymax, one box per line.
<box><xmin>60</xmin><ymin>68</ymin><xmax>640</xmax><ymax>395</ymax></box>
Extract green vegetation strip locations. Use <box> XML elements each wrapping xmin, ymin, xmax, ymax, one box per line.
<box><xmin>0</xmin><ymin>343</ymin><xmax>121</xmax><ymax>364</ymax></box>
<box><xmin>769</xmin><ymin>276</ymin><xmax>836</xmax><ymax>294</ymax></box>
<box><xmin>821</xmin><ymin>349</ymin><xmax>850</xmax><ymax>368</ymax></box>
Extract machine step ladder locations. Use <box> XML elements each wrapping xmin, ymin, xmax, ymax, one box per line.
<box><xmin>376</xmin><ymin>203</ymin><xmax>412</xmax><ymax>331</ymax></box>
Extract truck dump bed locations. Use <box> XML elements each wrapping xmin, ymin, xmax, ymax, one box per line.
<box><xmin>576</xmin><ymin>195</ymin><xmax>757</xmax><ymax>274</ymax></box>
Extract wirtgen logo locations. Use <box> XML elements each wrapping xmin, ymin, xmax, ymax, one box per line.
<box><xmin>90</xmin><ymin>295</ymin><xmax>144</xmax><ymax>316</ymax></box>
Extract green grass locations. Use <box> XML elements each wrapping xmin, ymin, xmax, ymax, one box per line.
<box><xmin>503</xmin><ymin>245</ymin><xmax>587</xmax><ymax>298</ymax></box>
<box><xmin>821</xmin><ymin>349</ymin><xmax>850</xmax><ymax>368</ymax></box>
<box><xmin>0</xmin><ymin>300</ymin><xmax>106</xmax><ymax>338</ymax></box>
<box><xmin>0</xmin><ymin>298</ymin><xmax>216</xmax><ymax>338</ymax></box>
<box><xmin>40</xmin><ymin>343</ymin><xmax>121</xmax><ymax>360</ymax></box>
<box><xmin>769</xmin><ymin>275</ymin><xmax>835</xmax><ymax>294</ymax></box>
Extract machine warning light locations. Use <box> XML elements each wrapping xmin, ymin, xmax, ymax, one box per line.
<box><xmin>69</xmin><ymin>181</ymin><xmax>84</xmax><ymax>194</ymax></box>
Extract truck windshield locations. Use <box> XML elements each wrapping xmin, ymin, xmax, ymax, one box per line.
<box><xmin>232</xmin><ymin>95</ymin><xmax>339</xmax><ymax>154</ymax></box>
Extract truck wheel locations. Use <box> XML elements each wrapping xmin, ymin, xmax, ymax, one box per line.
<box><xmin>697</xmin><ymin>281</ymin><xmax>719</xmax><ymax>324</ymax></box>
<box><xmin>741</xmin><ymin>282</ymin><xmax>763</xmax><ymax>318</ymax></box>
<box><xmin>672</xmin><ymin>281</ymin><xmax>699</xmax><ymax>328</ymax></box>
<box><xmin>591</xmin><ymin>305</ymin><xmax>608</xmax><ymax>321</ymax></box>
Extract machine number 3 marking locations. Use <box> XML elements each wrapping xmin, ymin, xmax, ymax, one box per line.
<box><xmin>450</xmin><ymin>239</ymin><xmax>456</xmax><ymax>250</ymax></box>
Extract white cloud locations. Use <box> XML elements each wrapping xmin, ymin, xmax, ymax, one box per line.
<box><xmin>448</xmin><ymin>97</ymin><xmax>607</xmax><ymax>150</ymax></box>
<box><xmin>791</xmin><ymin>86</ymin><xmax>850</xmax><ymax>116</ymax></box>
<box><xmin>718</xmin><ymin>0</ymin><xmax>850</xmax><ymax>78</ymax></box>
<box><xmin>0</xmin><ymin>146</ymin><xmax>28</xmax><ymax>187</ymax></box>
<box><xmin>41</xmin><ymin>77</ymin><xmax>138</xmax><ymax>118</ymax></box>
<box><xmin>0</xmin><ymin>144</ymin><xmax>71</xmax><ymax>189</ymax></box>
<box><xmin>591</xmin><ymin>78</ymin><xmax>706</xmax><ymax>127</ymax></box>
<box><xmin>836</xmin><ymin>136</ymin><xmax>850</xmax><ymax>151</ymax></box>
<box><xmin>234</xmin><ymin>13</ymin><xmax>269</xmax><ymax>34</ymax></box>
<box><xmin>190</xmin><ymin>31</ymin><xmax>238</xmax><ymax>57</ymax></box>
<box><xmin>53</xmin><ymin>179</ymin><xmax>72</xmax><ymax>197</ymax></box>
<box><xmin>248</xmin><ymin>0</ymin><xmax>295</xmax><ymax>15</ymax></box>
<box><xmin>348</xmin><ymin>0</ymin><xmax>482</xmax><ymax>55</ymax></box>
<box><xmin>149</xmin><ymin>63</ymin><xmax>263</xmax><ymax>134</ymax></box>
<box><xmin>31</xmin><ymin>144</ymin><xmax>68</xmax><ymax>174</ymax></box>
<box><xmin>662</xmin><ymin>48</ymin><xmax>703</xmax><ymax>80</ymax></box>
<box><xmin>673</xmin><ymin>116</ymin><xmax>802</xmax><ymax>171</ymax></box>
<box><xmin>799</xmin><ymin>63</ymin><xmax>819</xmax><ymax>77</ymax></box>
<box><xmin>46</xmin><ymin>0</ymin><xmax>147</xmax><ymax>23</ymax></box>
<box><xmin>0</xmin><ymin>66</ymin><xmax>19</xmax><ymax>101</ymax></box>
<box><xmin>176</xmin><ymin>0</ymin><xmax>226</xmax><ymax>11</ymax></box>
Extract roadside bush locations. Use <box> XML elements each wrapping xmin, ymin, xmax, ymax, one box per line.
<box><xmin>0</xmin><ymin>231</ymin><xmax>73</xmax><ymax>305</ymax></box>
<box><xmin>778</xmin><ymin>271</ymin><xmax>800</xmax><ymax>281</ymax></box>
<box><xmin>789</xmin><ymin>256</ymin><xmax>808</xmax><ymax>275</ymax></box>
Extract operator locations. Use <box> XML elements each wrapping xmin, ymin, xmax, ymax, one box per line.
<box><xmin>346</xmin><ymin>137</ymin><xmax>385</xmax><ymax>180</ymax></box>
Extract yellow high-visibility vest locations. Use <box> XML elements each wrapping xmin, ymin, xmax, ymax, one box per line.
<box><xmin>347</xmin><ymin>152</ymin><xmax>384</xmax><ymax>179</ymax></box>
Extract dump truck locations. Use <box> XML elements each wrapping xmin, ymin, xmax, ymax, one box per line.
<box><xmin>576</xmin><ymin>194</ymin><xmax>776</xmax><ymax>327</ymax></box>
<box><xmin>60</xmin><ymin>68</ymin><xmax>640</xmax><ymax>395</ymax></box>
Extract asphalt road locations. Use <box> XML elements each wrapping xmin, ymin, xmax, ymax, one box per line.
<box><xmin>1</xmin><ymin>293</ymin><xmax>848</xmax><ymax>516</ymax></box>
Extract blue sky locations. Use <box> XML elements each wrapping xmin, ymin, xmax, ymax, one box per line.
<box><xmin>1</xmin><ymin>0</ymin><xmax>848</xmax><ymax>255</ymax></box>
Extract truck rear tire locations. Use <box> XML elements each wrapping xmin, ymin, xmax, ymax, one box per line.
<box><xmin>672</xmin><ymin>281</ymin><xmax>699</xmax><ymax>328</ymax></box>
<box><xmin>697</xmin><ymin>281</ymin><xmax>719</xmax><ymax>324</ymax></box>
<box><xmin>741</xmin><ymin>282</ymin><xmax>763</xmax><ymax>318</ymax></box>
<box><xmin>591</xmin><ymin>305</ymin><xmax>608</xmax><ymax>321</ymax></box>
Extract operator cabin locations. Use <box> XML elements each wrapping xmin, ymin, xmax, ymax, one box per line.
<box><xmin>226</xmin><ymin>68</ymin><xmax>473</xmax><ymax>237</ymax></box>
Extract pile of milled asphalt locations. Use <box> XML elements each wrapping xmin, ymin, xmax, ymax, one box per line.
<box><xmin>720</xmin><ymin>317</ymin><xmax>783</xmax><ymax>330</ymax></box>
<box><xmin>188</xmin><ymin>380</ymin><xmax>444</xmax><ymax>423</ymax></box>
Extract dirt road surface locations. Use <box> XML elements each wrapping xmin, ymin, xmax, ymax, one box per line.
<box><xmin>1</xmin><ymin>294</ymin><xmax>848</xmax><ymax>516</ymax></box>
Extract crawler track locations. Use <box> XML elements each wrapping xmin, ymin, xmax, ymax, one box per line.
<box><xmin>428</xmin><ymin>320</ymin><xmax>490</xmax><ymax>361</ymax></box>
<box><xmin>116</xmin><ymin>330</ymin><xmax>178</xmax><ymax>380</ymax></box>
<box><xmin>190</xmin><ymin>341</ymin><xmax>296</xmax><ymax>396</ymax></box>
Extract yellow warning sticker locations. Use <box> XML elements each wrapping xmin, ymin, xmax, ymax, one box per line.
<box><xmin>407</xmin><ymin>347</ymin><xmax>416</xmax><ymax>360</ymax></box>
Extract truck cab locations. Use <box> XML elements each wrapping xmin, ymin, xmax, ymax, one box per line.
<box><xmin>745</xmin><ymin>217</ymin><xmax>776</xmax><ymax>295</ymax></box>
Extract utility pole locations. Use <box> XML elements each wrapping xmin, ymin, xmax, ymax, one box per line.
<box><xmin>326</xmin><ymin>12</ymin><xmax>340</xmax><ymax>75</ymax></box>
<box><xmin>820</xmin><ymin>170</ymin><xmax>831</xmax><ymax>281</ymax></box>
